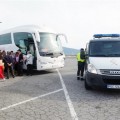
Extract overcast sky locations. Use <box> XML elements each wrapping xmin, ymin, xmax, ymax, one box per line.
<box><xmin>0</xmin><ymin>0</ymin><xmax>120</xmax><ymax>49</ymax></box>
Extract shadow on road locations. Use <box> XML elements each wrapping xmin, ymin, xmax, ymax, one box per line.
<box><xmin>23</xmin><ymin>69</ymin><xmax>56</xmax><ymax>76</ymax></box>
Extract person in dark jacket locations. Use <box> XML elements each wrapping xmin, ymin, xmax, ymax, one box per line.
<box><xmin>14</xmin><ymin>52</ymin><xmax>19</xmax><ymax>76</ymax></box>
<box><xmin>17</xmin><ymin>49</ymin><xmax>24</xmax><ymax>76</ymax></box>
<box><xmin>2</xmin><ymin>51</ymin><xmax>7</xmax><ymax>73</ymax></box>
<box><xmin>4</xmin><ymin>51</ymin><xmax>15</xmax><ymax>79</ymax></box>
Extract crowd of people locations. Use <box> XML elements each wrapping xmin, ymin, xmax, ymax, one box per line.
<box><xmin>0</xmin><ymin>47</ymin><xmax>85</xmax><ymax>82</ymax></box>
<box><xmin>0</xmin><ymin>49</ymin><xmax>33</xmax><ymax>81</ymax></box>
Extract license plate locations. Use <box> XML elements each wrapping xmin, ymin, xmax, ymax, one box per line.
<box><xmin>107</xmin><ymin>85</ymin><xmax>120</xmax><ymax>89</ymax></box>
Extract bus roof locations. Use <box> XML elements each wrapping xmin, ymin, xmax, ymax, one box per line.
<box><xmin>0</xmin><ymin>25</ymin><xmax>56</xmax><ymax>34</ymax></box>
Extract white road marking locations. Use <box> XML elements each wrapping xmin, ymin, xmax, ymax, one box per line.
<box><xmin>0</xmin><ymin>89</ymin><xmax>63</xmax><ymax>111</ymax></box>
<box><xmin>57</xmin><ymin>69</ymin><xmax>79</xmax><ymax>120</ymax></box>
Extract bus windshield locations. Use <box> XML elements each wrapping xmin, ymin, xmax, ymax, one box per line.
<box><xmin>89</xmin><ymin>41</ymin><xmax>120</xmax><ymax>57</ymax></box>
<box><xmin>37</xmin><ymin>33</ymin><xmax>63</xmax><ymax>57</ymax></box>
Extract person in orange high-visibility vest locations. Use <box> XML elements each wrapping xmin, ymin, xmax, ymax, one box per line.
<box><xmin>76</xmin><ymin>48</ymin><xmax>85</xmax><ymax>80</ymax></box>
<box><xmin>0</xmin><ymin>53</ymin><xmax>5</xmax><ymax>81</ymax></box>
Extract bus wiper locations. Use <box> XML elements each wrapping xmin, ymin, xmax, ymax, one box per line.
<box><xmin>45</xmin><ymin>52</ymin><xmax>53</xmax><ymax>55</ymax></box>
<box><xmin>55</xmin><ymin>52</ymin><xmax>63</xmax><ymax>55</ymax></box>
<box><xmin>40</xmin><ymin>52</ymin><xmax>53</xmax><ymax>56</ymax></box>
<box><xmin>106</xmin><ymin>54</ymin><xmax>120</xmax><ymax>57</ymax></box>
<box><xmin>53</xmin><ymin>52</ymin><xmax>63</xmax><ymax>56</ymax></box>
<box><xmin>60</xmin><ymin>52</ymin><xmax>63</xmax><ymax>55</ymax></box>
<box><xmin>40</xmin><ymin>52</ymin><xmax>63</xmax><ymax>57</ymax></box>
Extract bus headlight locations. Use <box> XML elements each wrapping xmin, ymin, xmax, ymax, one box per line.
<box><xmin>88</xmin><ymin>64</ymin><xmax>97</xmax><ymax>74</ymax></box>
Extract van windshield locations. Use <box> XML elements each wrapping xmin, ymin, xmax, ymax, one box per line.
<box><xmin>89</xmin><ymin>41</ymin><xmax>120</xmax><ymax>57</ymax></box>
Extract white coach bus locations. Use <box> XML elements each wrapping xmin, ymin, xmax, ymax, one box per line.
<box><xmin>0</xmin><ymin>25</ymin><xmax>67</xmax><ymax>70</ymax></box>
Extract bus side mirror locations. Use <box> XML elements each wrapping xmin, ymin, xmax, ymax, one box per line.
<box><xmin>36</xmin><ymin>38</ymin><xmax>40</xmax><ymax>42</ymax></box>
<box><xmin>56</xmin><ymin>34</ymin><xmax>68</xmax><ymax>43</ymax></box>
<box><xmin>32</xmin><ymin>33</ymin><xmax>40</xmax><ymax>42</ymax></box>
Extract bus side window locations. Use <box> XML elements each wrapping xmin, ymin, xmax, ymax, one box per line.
<box><xmin>14</xmin><ymin>32</ymin><xmax>34</xmax><ymax>54</ymax></box>
<box><xmin>19</xmin><ymin>40</ymin><xmax>27</xmax><ymax>54</ymax></box>
<box><xmin>0</xmin><ymin>33</ymin><xmax>12</xmax><ymax>45</ymax></box>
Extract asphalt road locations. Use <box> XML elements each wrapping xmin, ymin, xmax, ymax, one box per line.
<box><xmin>0</xmin><ymin>57</ymin><xmax>120</xmax><ymax>120</ymax></box>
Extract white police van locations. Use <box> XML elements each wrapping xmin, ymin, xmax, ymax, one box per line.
<box><xmin>85</xmin><ymin>34</ymin><xmax>120</xmax><ymax>90</ymax></box>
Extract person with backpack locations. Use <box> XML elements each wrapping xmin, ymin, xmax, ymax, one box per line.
<box><xmin>76</xmin><ymin>48</ymin><xmax>85</xmax><ymax>80</ymax></box>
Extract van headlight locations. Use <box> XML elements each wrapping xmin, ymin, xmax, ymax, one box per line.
<box><xmin>88</xmin><ymin>64</ymin><xmax>97</xmax><ymax>74</ymax></box>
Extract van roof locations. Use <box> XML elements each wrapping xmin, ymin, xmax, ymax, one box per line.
<box><xmin>90</xmin><ymin>38</ymin><xmax>120</xmax><ymax>42</ymax></box>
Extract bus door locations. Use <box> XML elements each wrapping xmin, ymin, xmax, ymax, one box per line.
<box><xmin>28</xmin><ymin>38</ymin><xmax>37</xmax><ymax>69</ymax></box>
<box><xmin>14</xmin><ymin>32</ymin><xmax>37</xmax><ymax>69</ymax></box>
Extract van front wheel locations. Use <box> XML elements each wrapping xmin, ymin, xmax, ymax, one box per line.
<box><xmin>85</xmin><ymin>80</ymin><xmax>92</xmax><ymax>90</ymax></box>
